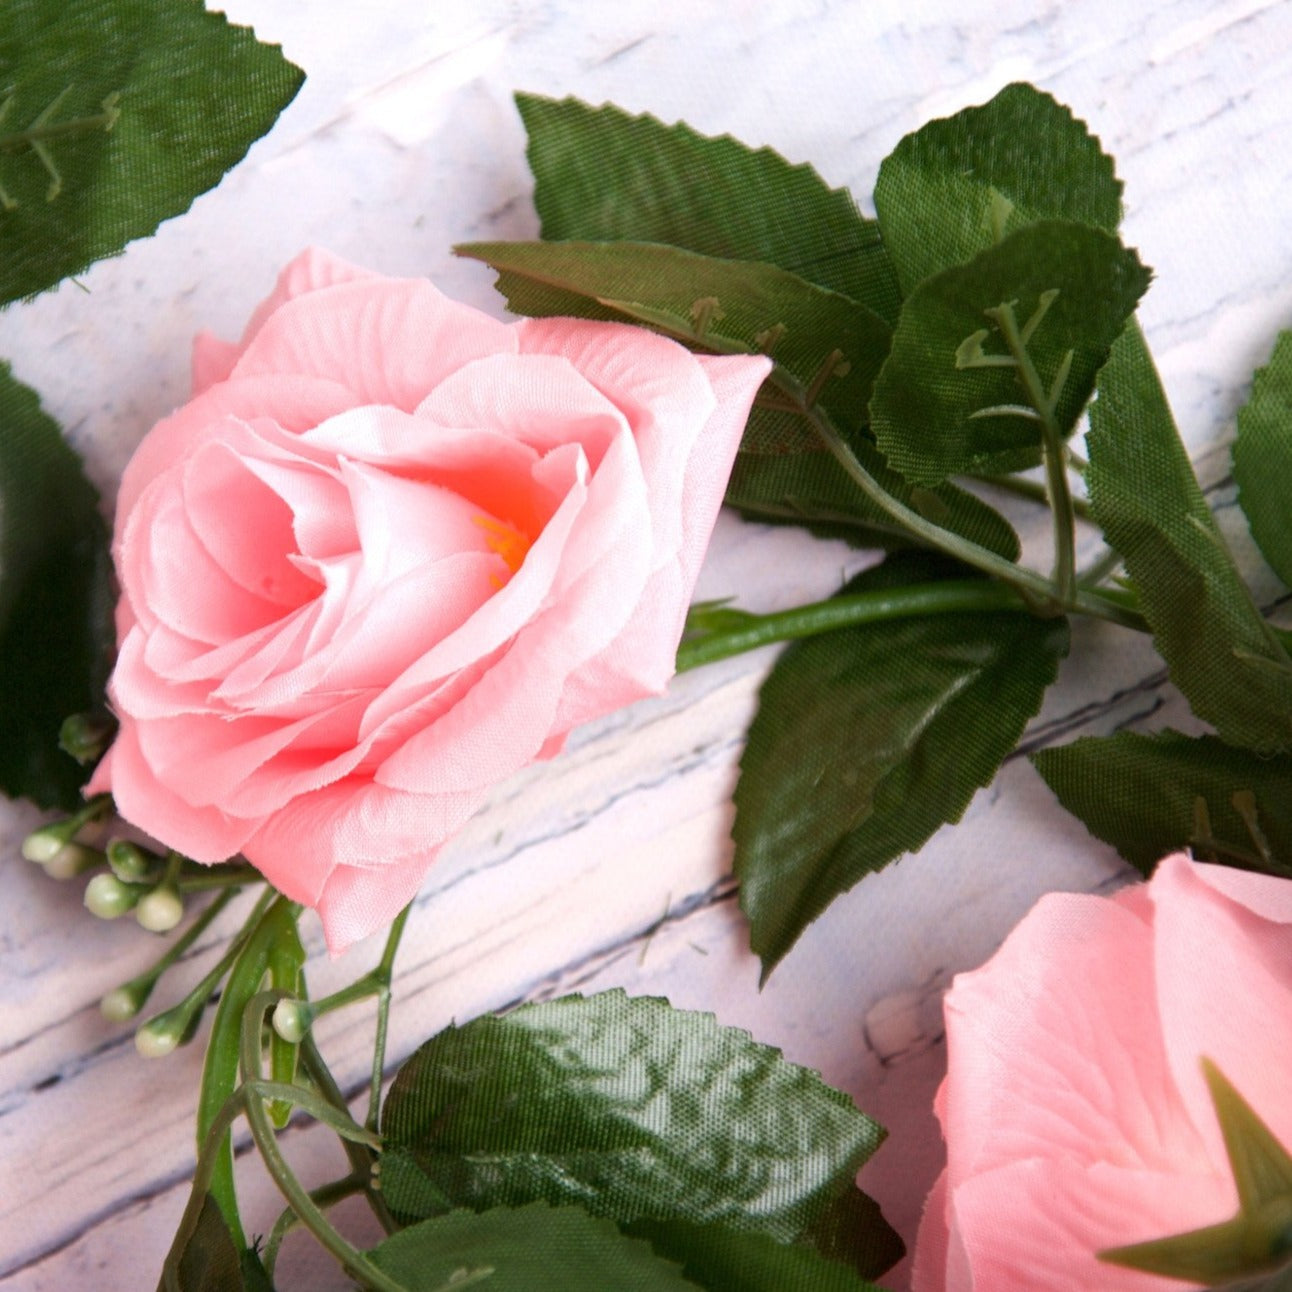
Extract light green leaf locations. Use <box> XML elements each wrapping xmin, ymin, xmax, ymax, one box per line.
<box><xmin>726</xmin><ymin>437</ymin><xmax>1020</xmax><ymax>559</ymax></box>
<box><xmin>367</xmin><ymin>1204</ymin><xmax>699</xmax><ymax>1291</ymax></box>
<box><xmin>380</xmin><ymin>990</ymin><xmax>898</xmax><ymax>1280</ymax></box>
<box><xmin>869</xmin><ymin>221</ymin><xmax>1150</xmax><ymax>484</ymax></box>
<box><xmin>874</xmin><ymin>81</ymin><xmax>1122</xmax><ymax>291</ymax></box>
<box><xmin>626</xmin><ymin>1216</ymin><xmax>887</xmax><ymax>1292</ymax></box>
<box><xmin>457</xmin><ymin>239</ymin><xmax>892</xmax><ymax>441</ymax></box>
<box><xmin>0</xmin><ymin>0</ymin><xmax>303</xmax><ymax>304</ymax></box>
<box><xmin>735</xmin><ymin>552</ymin><xmax>1068</xmax><ymax>974</ymax></box>
<box><xmin>1087</xmin><ymin>325</ymin><xmax>1292</xmax><ymax>753</ymax></box>
<box><xmin>1031</xmin><ymin>729</ymin><xmax>1292</xmax><ymax>877</ymax></box>
<box><xmin>0</xmin><ymin>365</ymin><xmax>111</xmax><ymax>809</ymax></box>
<box><xmin>516</xmin><ymin>93</ymin><xmax>901</xmax><ymax>322</ymax></box>
<box><xmin>1233</xmin><ymin>329</ymin><xmax>1292</xmax><ymax>589</ymax></box>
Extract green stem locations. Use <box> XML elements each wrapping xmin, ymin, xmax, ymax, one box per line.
<box><xmin>194</xmin><ymin>892</ymin><xmax>291</xmax><ymax>1246</ymax></box>
<box><xmin>367</xmin><ymin>904</ymin><xmax>411</xmax><ymax>1132</ymax></box>
<box><xmin>989</xmin><ymin>302</ymin><xmax>1077</xmax><ymax>605</ymax></box>
<box><xmin>773</xmin><ymin>371</ymin><xmax>1143</xmax><ymax>630</ymax></box>
<box><xmin>966</xmin><ymin>470</ymin><xmax>1093</xmax><ymax>521</ymax></box>
<box><xmin>239</xmin><ymin>990</ymin><xmax>411</xmax><ymax>1292</ymax></box>
<box><xmin>264</xmin><ymin>1175</ymin><xmax>370</xmax><ymax>1280</ymax></box>
<box><xmin>179</xmin><ymin>863</ymin><xmax>263</xmax><ymax>893</ymax></box>
<box><xmin>1078</xmin><ymin>545</ymin><xmax>1125</xmax><ymax>588</ymax></box>
<box><xmin>677</xmin><ymin>580</ymin><xmax>1032</xmax><ymax>671</ymax></box>
<box><xmin>112</xmin><ymin>887</ymin><xmax>238</xmax><ymax>1006</ymax></box>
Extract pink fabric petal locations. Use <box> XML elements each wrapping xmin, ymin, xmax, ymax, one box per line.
<box><xmin>230</xmin><ymin>279</ymin><xmax>515</xmax><ymax>411</ymax></box>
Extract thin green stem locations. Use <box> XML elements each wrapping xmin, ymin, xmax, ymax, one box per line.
<box><xmin>194</xmin><ymin>891</ymin><xmax>287</xmax><ymax>1246</ymax></box>
<box><xmin>1078</xmin><ymin>545</ymin><xmax>1125</xmax><ymax>588</ymax></box>
<box><xmin>264</xmin><ymin>1174</ymin><xmax>370</xmax><ymax>1280</ymax></box>
<box><xmin>178</xmin><ymin>863</ymin><xmax>263</xmax><ymax>893</ymax></box>
<box><xmin>367</xmin><ymin>903</ymin><xmax>411</xmax><ymax>1132</ymax></box>
<box><xmin>113</xmin><ymin>887</ymin><xmax>238</xmax><ymax>1004</ymax></box>
<box><xmin>966</xmin><ymin>471</ymin><xmax>1093</xmax><ymax>521</ymax></box>
<box><xmin>677</xmin><ymin>580</ymin><xmax>1033</xmax><ymax>671</ymax></box>
<box><xmin>771</xmin><ymin>371</ymin><xmax>1144</xmax><ymax>630</ymax></box>
<box><xmin>989</xmin><ymin>302</ymin><xmax>1077</xmax><ymax>605</ymax></box>
<box><xmin>239</xmin><ymin>990</ymin><xmax>411</xmax><ymax>1292</ymax></box>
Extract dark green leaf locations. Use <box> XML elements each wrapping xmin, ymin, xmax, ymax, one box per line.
<box><xmin>1087</xmin><ymin>325</ymin><xmax>1292</xmax><ymax>753</ymax></box>
<box><xmin>457</xmin><ymin>239</ymin><xmax>892</xmax><ymax>441</ymax></box>
<box><xmin>869</xmin><ymin>221</ymin><xmax>1150</xmax><ymax>484</ymax></box>
<box><xmin>735</xmin><ymin>552</ymin><xmax>1069</xmax><ymax>974</ymax></box>
<box><xmin>0</xmin><ymin>0</ymin><xmax>303</xmax><ymax>303</ymax></box>
<box><xmin>1234</xmin><ymin>329</ymin><xmax>1292</xmax><ymax>589</ymax></box>
<box><xmin>874</xmin><ymin>81</ymin><xmax>1121</xmax><ymax>292</ymax></box>
<box><xmin>517</xmin><ymin>93</ymin><xmax>901</xmax><ymax>322</ymax></box>
<box><xmin>726</xmin><ymin>437</ymin><xmax>1020</xmax><ymax>559</ymax></box>
<box><xmin>367</xmin><ymin>1204</ymin><xmax>698</xmax><ymax>1291</ymax></box>
<box><xmin>1031</xmin><ymin>730</ymin><xmax>1292</xmax><ymax>877</ymax></box>
<box><xmin>626</xmin><ymin>1216</ymin><xmax>887</xmax><ymax>1292</ymax></box>
<box><xmin>156</xmin><ymin>1194</ymin><xmax>253</xmax><ymax>1292</ymax></box>
<box><xmin>380</xmin><ymin>989</ymin><xmax>896</xmax><ymax>1277</ymax></box>
<box><xmin>0</xmin><ymin>365</ymin><xmax>112</xmax><ymax>808</ymax></box>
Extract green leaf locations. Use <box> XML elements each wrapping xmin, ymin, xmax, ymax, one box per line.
<box><xmin>726</xmin><ymin>437</ymin><xmax>1020</xmax><ymax>559</ymax></box>
<box><xmin>626</xmin><ymin>1217</ymin><xmax>887</xmax><ymax>1292</ymax></box>
<box><xmin>869</xmin><ymin>221</ymin><xmax>1150</xmax><ymax>484</ymax></box>
<box><xmin>155</xmin><ymin>1194</ymin><xmax>258</xmax><ymax>1292</ymax></box>
<box><xmin>367</xmin><ymin>1204</ymin><xmax>698</xmax><ymax>1291</ymax></box>
<box><xmin>0</xmin><ymin>0</ymin><xmax>303</xmax><ymax>304</ymax></box>
<box><xmin>1087</xmin><ymin>325</ymin><xmax>1292</xmax><ymax>753</ymax></box>
<box><xmin>457</xmin><ymin>239</ymin><xmax>892</xmax><ymax>440</ymax></box>
<box><xmin>516</xmin><ymin>93</ymin><xmax>902</xmax><ymax>323</ymax></box>
<box><xmin>874</xmin><ymin>81</ymin><xmax>1122</xmax><ymax>292</ymax></box>
<box><xmin>1031</xmin><ymin>729</ymin><xmax>1292</xmax><ymax>877</ymax></box>
<box><xmin>1234</xmin><ymin>330</ymin><xmax>1292</xmax><ymax>589</ymax></box>
<box><xmin>735</xmin><ymin>551</ymin><xmax>1069</xmax><ymax>974</ymax></box>
<box><xmin>380</xmin><ymin>990</ymin><xmax>898</xmax><ymax>1279</ymax></box>
<box><xmin>0</xmin><ymin>365</ymin><xmax>111</xmax><ymax>809</ymax></box>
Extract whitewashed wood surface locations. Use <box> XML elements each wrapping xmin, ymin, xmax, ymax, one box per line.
<box><xmin>2</xmin><ymin>1</ymin><xmax>1291</xmax><ymax>1287</ymax></box>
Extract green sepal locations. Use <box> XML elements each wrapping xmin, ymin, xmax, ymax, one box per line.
<box><xmin>0</xmin><ymin>0</ymin><xmax>303</xmax><ymax>304</ymax></box>
<box><xmin>1031</xmin><ymin>729</ymin><xmax>1292</xmax><ymax>877</ymax></box>
<box><xmin>869</xmin><ymin>220</ymin><xmax>1150</xmax><ymax>484</ymax></box>
<box><xmin>1086</xmin><ymin>324</ymin><xmax>1292</xmax><ymax>753</ymax></box>
<box><xmin>874</xmin><ymin>81</ymin><xmax>1122</xmax><ymax>292</ymax></box>
<box><xmin>516</xmin><ymin>92</ymin><xmax>902</xmax><ymax>322</ymax></box>
<box><xmin>734</xmin><ymin>551</ymin><xmax>1068</xmax><ymax>975</ymax></box>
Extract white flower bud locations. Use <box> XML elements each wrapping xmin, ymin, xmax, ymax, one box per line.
<box><xmin>136</xmin><ymin>885</ymin><xmax>184</xmax><ymax>933</ymax></box>
<box><xmin>272</xmin><ymin>998</ymin><xmax>314</xmax><ymax>1044</ymax></box>
<box><xmin>84</xmin><ymin>873</ymin><xmax>140</xmax><ymax>919</ymax></box>
<box><xmin>22</xmin><ymin>825</ymin><xmax>70</xmax><ymax>863</ymax></box>
<box><xmin>101</xmin><ymin>986</ymin><xmax>144</xmax><ymax>1022</ymax></box>
<box><xmin>42</xmin><ymin>842</ymin><xmax>102</xmax><ymax>881</ymax></box>
<box><xmin>134</xmin><ymin>1019</ymin><xmax>181</xmax><ymax>1058</ymax></box>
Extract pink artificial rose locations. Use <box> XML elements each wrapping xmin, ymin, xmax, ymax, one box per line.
<box><xmin>913</xmin><ymin>853</ymin><xmax>1292</xmax><ymax>1291</ymax></box>
<box><xmin>89</xmin><ymin>248</ymin><xmax>770</xmax><ymax>952</ymax></box>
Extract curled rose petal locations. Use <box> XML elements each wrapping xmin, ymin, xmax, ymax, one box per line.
<box><xmin>91</xmin><ymin>249</ymin><xmax>771</xmax><ymax>952</ymax></box>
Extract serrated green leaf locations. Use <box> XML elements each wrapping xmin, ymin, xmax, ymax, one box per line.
<box><xmin>155</xmin><ymin>1194</ymin><xmax>256</xmax><ymax>1292</ymax></box>
<box><xmin>869</xmin><ymin>221</ymin><xmax>1150</xmax><ymax>484</ymax></box>
<box><xmin>1234</xmin><ymin>330</ymin><xmax>1292</xmax><ymax>589</ymax></box>
<box><xmin>457</xmin><ymin>239</ymin><xmax>891</xmax><ymax>441</ymax></box>
<box><xmin>874</xmin><ymin>81</ymin><xmax>1122</xmax><ymax>291</ymax></box>
<box><xmin>735</xmin><ymin>551</ymin><xmax>1069</xmax><ymax>974</ymax></box>
<box><xmin>726</xmin><ymin>437</ymin><xmax>1020</xmax><ymax>559</ymax></box>
<box><xmin>0</xmin><ymin>365</ymin><xmax>112</xmax><ymax>809</ymax></box>
<box><xmin>1087</xmin><ymin>325</ymin><xmax>1292</xmax><ymax>753</ymax></box>
<box><xmin>0</xmin><ymin>0</ymin><xmax>303</xmax><ymax>304</ymax></box>
<box><xmin>517</xmin><ymin>93</ymin><xmax>901</xmax><ymax>322</ymax></box>
<box><xmin>380</xmin><ymin>989</ymin><xmax>897</xmax><ymax>1279</ymax></box>
<box><xmin>626</xmin><ymin>1216</ymin><xmax>887</xmax><ymax>1292</ymax></box>
<box><xmin>367</xmin><ymin>1204</ymin><xmax>698</xmax><ymax>1291</ymax></box>
<box><xmin>1031</xmin><ymin>730</ymin><xmax>1292</xmax><ymax>877</ymax></box>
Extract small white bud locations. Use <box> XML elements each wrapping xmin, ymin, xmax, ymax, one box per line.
<box><xmin>272</xmin><ymin>998</ymin><xmax>314</xmax><ymax>1044</ymax></box>
<box><xmin>85</xmin><ymin>873</ymin><xmax>140</xmax><ymax>920</ymax></box>
<box><xmin>42</xmin><ymin>842</ymin><xmax>102</xmax><ymax>881</ymax></box>
<box><xmin>136</xmin><ymin>885</ymin><xmax>184</xmax><ymax>933</ymax></box>
<box><xmin>135</xmin><ymin>1019</ymin><xmax>181</xmax><ymax>1058</ymax></box>
<box><xmin>22</xmin><ymin>825</ymin><xmax>69</xmax><ymax>863</ymax></box>
<box><xmin>101</xmin><ymin>986</ymin><xmax>144</xmax><ymax>1022</ymax></box>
